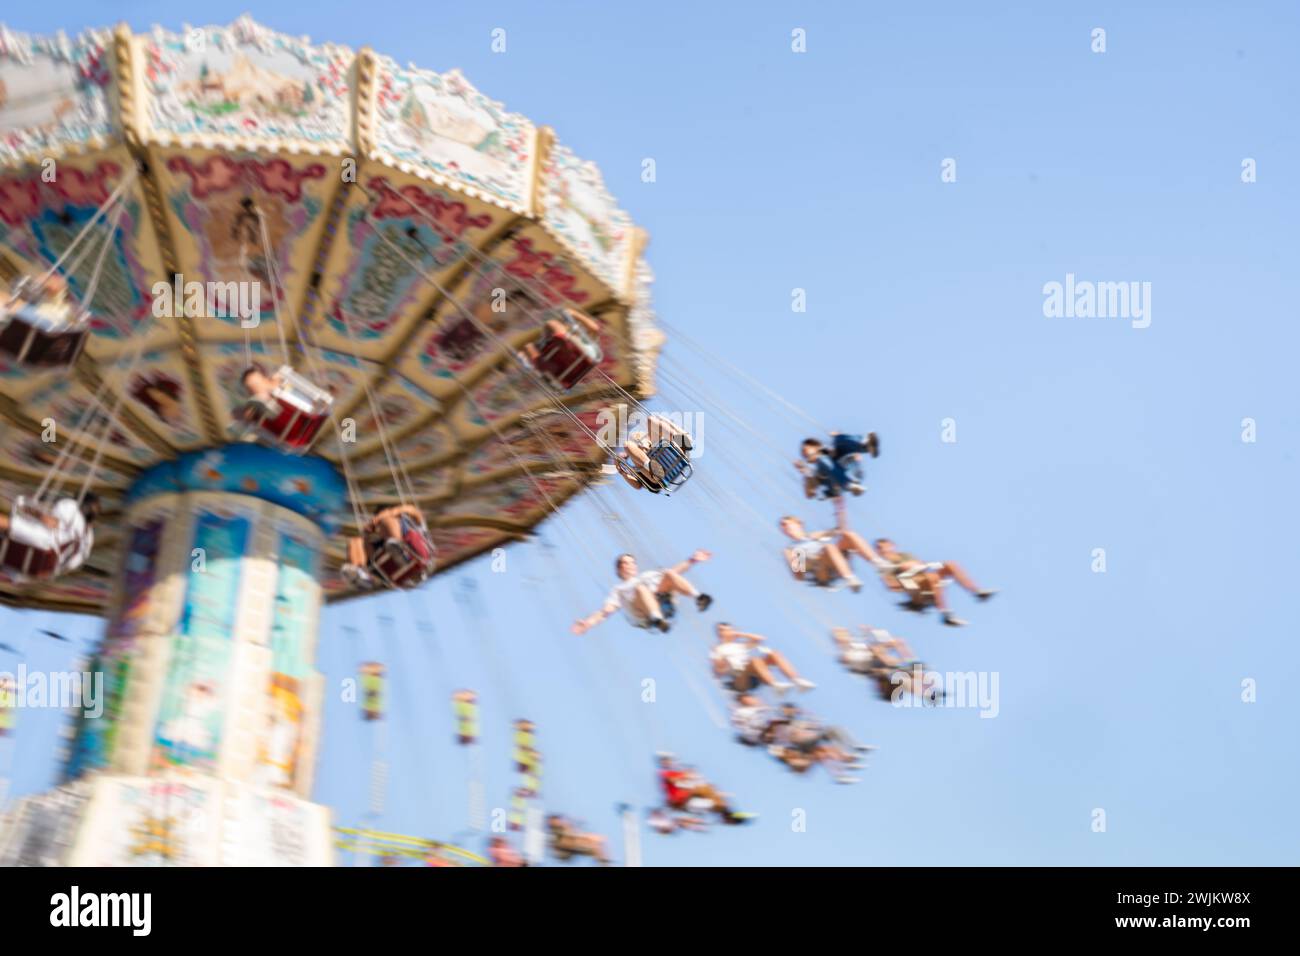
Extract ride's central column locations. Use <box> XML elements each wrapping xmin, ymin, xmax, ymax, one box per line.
<box><xmin>58</xmin><ymin>443</ymin><xmax>344</xmax><ymax>865</ymax></box>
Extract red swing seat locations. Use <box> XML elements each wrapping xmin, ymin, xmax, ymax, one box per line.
<box><xmin>530</xmin><ymin>312</ymin><xmax>602</xmax><ymax>391</ymax></box>
<box><xmin>0</xmin><ymin>286</ymin><xmax>90</xmax><ymax>370</ymax></box>
<box><xmin>0</xmin><ymin>497</ymin><xmax>69</xmax><ymax>580</ymax></box>
<box><xmin>247</xmin><ymin>366</ymin><xmax>333</xmax><ymax>454</ymax></box>
<box><xmin>369</xmin><ymin>515</ymin><xmax>437</xmax><ymax>589</ymax></box>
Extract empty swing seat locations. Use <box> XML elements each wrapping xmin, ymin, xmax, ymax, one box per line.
<box><xmin>0</xmin><ymin>296</ymin><xmax>90</xmax><ymax>369</ymax></box>
<box><xmin>530</xmin><ymin>314</ymin><xmax>602</xmax><ymax>391</ymax></box>
<box><xmin>370</xmin><ymin>516</ymin><xmax>437</xmax><ymax>589</ymax></box>
<box><xmin>0</xmin><ymin>497</ymin><xmax>66</xmax><ymax>580</ymax></box>
<box><xmin>248</xmin><ymin>366</ymin><xmax>334</xmax><ymax>453</ymax></box>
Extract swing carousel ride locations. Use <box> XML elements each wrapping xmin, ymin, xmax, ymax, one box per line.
<box><xmin>0</xmin><ymin>16</ymin><xmax>662</xmax><ymax>865</ymax></box>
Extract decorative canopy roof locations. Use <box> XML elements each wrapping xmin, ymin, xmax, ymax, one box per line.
<box><xmin>0</xmin><ymin>16</ymin><xmax>663</xmax><ymax>613</ymax></box>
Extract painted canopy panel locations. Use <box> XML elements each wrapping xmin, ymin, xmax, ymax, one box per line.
<box><xmin>0</xmin><ymin>25</ymin><xmax>118</xmax><ymax>161</ymax></box>
<box><xmin>372</xmin><ymin>60</ymin><xmax>534</xmax><ymax>211</ymax></box>
<box><xmin>139</xmin><ymin>19</ymin><xmax>354</xmax><ymax>149</ymax></box>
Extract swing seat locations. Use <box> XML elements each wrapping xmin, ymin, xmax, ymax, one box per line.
<box><xmin>0</xmin><ymin>497</ymin><xmax>65</xmax><ymax>580</ymax></box>
<box><xmin>0</xmin><ymin>297</ymin><xmax>90</xmax><ymax>369</ymax></box>
<box><xmin>248</xmin><ymin>366</ymin><xmax>333</xmax><ymax>454</ymax></box>
<box><xmin>896</xmin><ymin>562</ymin><xmax>943</xmax><ymax>611</ymax></box>
<box><xmin>614</xmin><ymin>440</ymin><xmax>693</xmax><ymax>496</ymax></box>
<box><xmin>370</xmin><ymin>516</ymin><xmax>436</xmax><ymax>589</ymax></box>
<box><xmin>898</xmin><ymin>590</ymin><xmax>937</xmax><ymax>612</ymax></box>
<box><xmin>645</xmin><ymin>441</ymin><xmax>693</xmax><ymax>494</ymax></box>
<box><xmin>530</xmin><ymin>314</ymin><xmax>602</xmax><ymax>391</ymax></box>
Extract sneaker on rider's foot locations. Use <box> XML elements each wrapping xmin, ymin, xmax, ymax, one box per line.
<box><xmin>770</xmin><ymin>680</ymin><xmax>793</xmax><ymax>694</ymax></box>
<box><xmin>656</xmin><ymin>592</ymin><xmax>677</xmax><ymax>620</ymax></box>
<box><xmin>794</xmin><ymin>678</ymin><xmax>817</xmax><ymax>691</ymax></box>
<box><xmin>652</xmin><ymin>617</ymin><xmax>671</xmax><ymax>634</ymax></box>
<box><xmin>847</xmin><ymin>482</ymin><xmax>866</xmax><ymax>496</ymax></box>
<box><xmin>341</xmin><ymin>563</ymin><xmax>372</xmax><ymax>588</ymax></box>
<box><xmin>382</xmin><ymin>538</ymin><xmax>407</xmax><ymax>562</ymax></box>
<box><xmin>845</xmin><ymin>575</ymin><xmax>864</xmax><ymax>593</ymax></box>
<box><xmin>942</xmin><ymin>612</ymin><xmax>968</xmax><ymax>627</ymax></box>
<box><xmin>835</xmin><ymin>774</ymin><xmax>861</xmax><ymax>785</ymax></box>
<box><xmin>865</xmin><ymin>432</ymin><xmax>880</xmax><ymax>458</ymax></box>
<box><xmin>695</xmin><ymin>593</ymin><xmax>713</xmax><ymax>612</ymax></box>
<box><xmin>975</xmin><ymin>589</ymin><xmax>998</xmax><ymax>603</ymax></box>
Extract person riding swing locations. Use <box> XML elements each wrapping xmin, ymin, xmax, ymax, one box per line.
<box><xmin>522</xmin><ymin>307</ymin><xmax>604</xmax><ymax>391</ymax></box>
<box><xmin>0</xmin><ymin>492</ymin><xmax>100</xmax><ymax>582</ymax></box>
<box><xmin>342</xmin><ymin>504</ymin><xmax>435</xmax><ymax>590</ymax></box>
<box><xmin>235</xmin><ymin>363</ymin><xmax>334</xmax><ymax>453</ymax></box>
<box><xmin>614</xmin><ymin>415</ymin><xmax>695</xmax><ymax>494</ymax></box>
<box><xmin>795</xmin><ymin>432</ymin><xmax>879</xmax><ymax>499</ymax></box>
<box><xmin>0</xmin><ymin>271</ymin><xmax>92</xmax><ymax>369</ymax></box>
<box><xmin>572</xmin><ymin>551</ymin><xmax>714</xmax><ymax>635</ymax></box>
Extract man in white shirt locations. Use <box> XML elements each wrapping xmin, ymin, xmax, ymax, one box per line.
<box><xmin>572</xmin><ymin>550</ymin><xmax>714</xmax><ymax>635</ymax></box>
<box><xmin>709</xmin><ymin>622</ymin><xmax>815</xmax><ymax>694</ymax></box>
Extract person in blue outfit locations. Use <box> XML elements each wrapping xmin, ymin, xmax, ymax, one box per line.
<box><xmin>795</xmin><ymin>432</ymin><xmax>879</xmax><ymax>499</ymax></box>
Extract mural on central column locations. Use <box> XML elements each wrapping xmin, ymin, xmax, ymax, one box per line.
<box><xmin>66</xmin><ymin>515</ymin><xmax>166</xmax><ymax>778</ymax></box>
<box><xmin>255</xmin><ymin>529</ymin><xmax>319</xmax><ymax>789</ymax></box>
<box><xmin>152</xmin><ymin>507</ymin><xmax>251</xmax><ymax>771</ymax></box>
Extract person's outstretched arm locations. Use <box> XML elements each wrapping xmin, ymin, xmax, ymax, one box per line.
<box><xmin>669</xmin><ymin>549</ymin><xmax>711</xmax><ymax>575</ymax></box>
<box><xmin>573</xmin><ymin>599</ymin><xmax>617</xmax><ymax>635</ymax></box>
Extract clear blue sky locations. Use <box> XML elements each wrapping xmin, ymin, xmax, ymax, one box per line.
<box><xmin>3</xmin><ymin>1</ymin><xmax>1297</xmax><ymax>866</ymax></box>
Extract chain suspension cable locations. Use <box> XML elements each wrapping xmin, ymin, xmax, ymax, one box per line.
<box><xmin>400</xmin><ymin>588</ymin><xmax>469</xmax><ymax>836</ymax></box>
<box><xmin>27</xmin><ymin>196</ymin><xmax>137</xmax><ymax>502</ymax></box>
<box><xmin>357</xmin><ymin>180</ymin><xmax>662</xmax><ymax>420</ymax></box>
<box><xmin>619</xmin><ymin>372</ymin><xmax>846</xmax><ymax>649</ymax></box>
<box><xmin>239</xmin><ymin>233</ymin><xmax>254</xmax><ymax>368</ymax></box>
<box><xmin>568</xmin><ymin>464</ymin><xmax>729</xmax><ymax>731</ymax></box>
<box><xmin>455</xmin><ymin>369</ymin><xmax>724</xmax><ymax>737</ymax></box>
<box><xmin>657</xmin><ymin>315</ymin><xmax>832</xmax><ymax>436</ymax></box>
<box><xmin>523</xmin><ymin>537</ymin><xmax>661</xmax><ymax>775</ymax></box>
<box><xmin>470</xmin><ymin>392</ymin><xmax>671</xmax><ymax>767</ymax></box>
<box><xmin>32</xmin><ymin>167</ymin><xmax>138</xmax><ymax>290</ymax></box>
<box><xmin>657</xmin><ymin>356</ymin><xmax>794</xmax><ymax>473</ymax></box>
<box><xmin>357</xmin><ymin>192</ymin><xmax>616</xmax><ymax>456</ymax></box>
<box><xmin>68</xmin><ymin>392</ymin><xmax>124</xmax><ymax>506</ymax></box>
<box><xmin>367</xmin><ymin>217</ymin><xmax>613</xmax><ymax>453</ymax></box>
<box><xmin>359</xmin><ymin>178</ymin><xmax>828</xmax><ymax>457</ymax></box>
<box><xmin>72</xmin><ymin>195</ymin><xmax>128</xmax><ymax>316</ymax></box>
<box><xmin>265</xmin><ymin>252</ymin><xmax>369</xmax><ymax>534</ymax></box>
<box><xmin>33</xmin><ymin>382</ymin><xmax>112</xmax><ymax>503</ymax></box>
<box><xmin>35</xmin><ymin>293</ymin><xmax>156</xmax><ymax>504</ymax></box>
<box><xmin>332</xmin><ymin>305</ymin><xmax>419</xmax><ymax>509</ymax></box>
<box><xmin>255</xmin><ymin>208</ymin><xmax>293</xmax><ymax>368</ymax></box>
